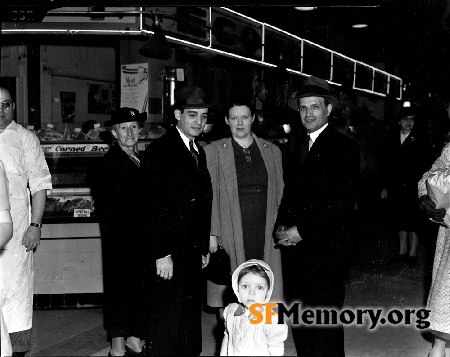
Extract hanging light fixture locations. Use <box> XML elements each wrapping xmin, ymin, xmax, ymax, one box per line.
<box><xmin>295</xmin><ymin>6</ymin><xmax>317</xmax><ymax>11</ymax></box>
<box><xmin>139</xmin><ymin>14</ymin><xmax>172</xmax><ymax>59</ymax></box>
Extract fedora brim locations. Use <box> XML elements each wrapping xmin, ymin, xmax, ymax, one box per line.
<box><xmin>104</xmin><ymin>112</ymin><xmax>147</xmax><ymax>127</ymax></box>
<box><xmin>288</xmin><ymin>92</ymin><xmax>339</xmax><ymax>112</ymax></box>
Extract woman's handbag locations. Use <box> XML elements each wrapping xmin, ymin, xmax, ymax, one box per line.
<box><xmin>204</xmin><ymin>245</ymin><xmax>231</xmax><ymax>286</ymax></box>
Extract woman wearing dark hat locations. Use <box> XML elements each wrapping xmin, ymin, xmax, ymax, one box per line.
<box><xmin>380</xmin><ymin>106</ymin><xmax>432</xmax><ymax>268</ymax></box>
<box><xmin>92</xmin><ymin>107</ymin><xmax>147</xmax><ymax>356</ymax></box>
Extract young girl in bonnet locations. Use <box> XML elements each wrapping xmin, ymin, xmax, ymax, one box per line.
<box><xmin>220</xmin><ymin>259</ymin><xmax>288</xmax><ymax>356</ymax></box>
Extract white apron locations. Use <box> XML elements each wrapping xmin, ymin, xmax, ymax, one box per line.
<box><xmin>0</xmin><ymin>122</ymin><xmax>52</xmax><ymax>333</ymax></box>
<box><xmin>1</xmin><ymin>308</ymin><xmax>12</xmax><ymax>356</ymax></box>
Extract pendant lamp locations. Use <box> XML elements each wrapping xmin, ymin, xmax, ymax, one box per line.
<box><xmin>139</xmin><ymin>14</ymin><xmax>172</xmax><ymax>60</ymax></box>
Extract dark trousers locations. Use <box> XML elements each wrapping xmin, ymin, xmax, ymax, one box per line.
<box><xmin>145</xmin><ymin>251</ymin><xmax>203</xmax><ymax>356</ymax></box>
<box><xmin>283</xmin><ymin>250</ymin><xmax>347</xmax><ymax>357</ymax></box>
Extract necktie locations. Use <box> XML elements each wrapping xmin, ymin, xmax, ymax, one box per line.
<box><xmin>189</xmin><ymin>139</ymin><xmax>199</xmax><ymax>168</ymax></box>
<box><xmin>301</xmin><ymin>134</ymin><xmax>310</xmax><ymax>163</ymax></box>
<box><xmin>129</xmin><ymin>153</ymin><xmax>140</xmax><ymax>168</ymax></box>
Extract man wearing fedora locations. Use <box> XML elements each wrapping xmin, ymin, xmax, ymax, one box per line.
<box><xmin>275</xmin><ymin>76</ymin><xmax>360</xmax><ymax>356</ymax></box>
<box><xmin>140</xmin><ymin>85</ymin><xmax>213</xmax><ymax>356</ymax></box>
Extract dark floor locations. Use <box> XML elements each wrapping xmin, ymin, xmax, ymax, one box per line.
<box><xmin>28</xmin><ymin>213</ymin><xmax>440</xmax><ymax>356</ymax></box>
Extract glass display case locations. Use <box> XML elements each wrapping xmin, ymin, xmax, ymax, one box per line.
<box><xmin>35</xmin><ymin>139</ymin><xmax>154</xmax><ymax>301</ymax></box>
<box><xmin>42</xmin><ymin>140</ymin><xmax>152</xmax><ymax>224</ymax></box>
<box><xmin>42</xmin><ymin>141</ymin><xmax>108</xmax><ymax>224</ymax></box>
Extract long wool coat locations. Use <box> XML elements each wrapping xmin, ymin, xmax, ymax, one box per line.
<box><xmin>204</xmin><ymin>134</ymin><xmax>284</xmax><ymax>304</ymax></box>
<box><xmin>140</xmin><ymin>129</ymin><xmax>212</xmax><ymax>356</ymax></box>
<box><xmin>382</xmin><ymin>128</ymin><xmax>431</xmax><ymax>231</ymax></box>
<box><xmin>92</xmin><ymin>142</ymin><xmax>144</xmax><ymax>337</ymax></box>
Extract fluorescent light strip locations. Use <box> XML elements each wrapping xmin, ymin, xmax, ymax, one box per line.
<box><xmin>301</xmin><ymin>39</ymin><xmax>304</xmax><ymax>73</ymax></box>
<box><xmin>353</xmin><ymin>86</ymin><xmax>387</xmax><ymax>97</ymax></box>
<box><xmin>330</xmin><ymin>54</ymin><xmax>334</xmax><ymax>82</ymax></box>
<box><xmin>1</xmin><ymin>29</ymin><xmax>142</xmax><ymax>35</ymax></box>
<box><xmin>264</xmin><ymin>23</ymin><xmax>304</xmax><ymax>42</ymax></box>
<box><xmin>264</xmin><ymin>22</ymin><xmax>401</xmax><ymax>81</ymax></box>
<box><xmin>220</xmin><ymin>7</ymin><xmax>265</xmax><ymax>25</ymax></box>
<box><xmin>286</xmin><ymin>69</ymin><xmax>342</xmax><ymax>86</ymax></box>
<box><xmin>161</xmin><ymin>33</ymin><xmax>277</xmax><ymax>68</ymax></box>
<box><xmin>262</xmin><ymin>23</ymin><xmax>266</xmax><ymax>62</ymax></box>
<box><xmin>327</xmin><ymin>80</ymin><xmax>342</xmax><ymax>87</ymax></box>
<box><xmin>208</xmin><ymin>8</ymin><xmax>213</xmax><ymax>47</ymax></box>
<box><xmin>371</xmin><ymin>68</ymin><xmax>375</xmax><ymax>92</ymax></box>
<box><xmin>3</xmin><ymin>7</ymin><xmax>402</xmax><ymax>94</ymax></box>
<box><xmin>286</xmin><ymin>68</ymin><xmax>306</xmax><ymax>76</ymax></box>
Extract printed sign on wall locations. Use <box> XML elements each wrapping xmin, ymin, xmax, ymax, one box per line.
<box><xmin>120</xmin><ymin>63</ymin><xmax>149</xmax><ymax>114</ymax></box>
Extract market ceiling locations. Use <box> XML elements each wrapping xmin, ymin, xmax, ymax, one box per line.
<box><xmin>234</xmin><ymin>1</ymin><xmax>450</xmax><ymax>100</ymax></box>
<box><xmin>2</xmin><ymin>1</ymin><xmax>450</xmax><ymax>100</ymax></box>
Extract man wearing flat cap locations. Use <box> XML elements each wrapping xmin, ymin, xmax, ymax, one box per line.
<box><xmin>275</xmin><ymin>76</ymin><xmax>360</xmax><ymax>356</ymax></box>
<box><xmin>140</xmin><ymin>85</ymin><xmax>213</xmax><ymax>356</ymax></box>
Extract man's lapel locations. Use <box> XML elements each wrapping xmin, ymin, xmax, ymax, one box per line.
<box><xmin>170</xmin><ymin>129</ymin><xmax>199</xmax><ymax>169</ymax></box>
<box><xmin>301</xmin><ymin>126</ymin><xmax>334</xmax><ymax>167</ymax></box>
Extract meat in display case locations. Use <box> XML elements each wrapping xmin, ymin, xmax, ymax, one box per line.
<box><xmin>42</xmin><ymin>141</ymin><xmax>107</xmax><ymax>223</ymax></box>
<box><xmin>42</xmin><ymin>140</ymin><xmax>152</xmax><ymax>223</ymax></box>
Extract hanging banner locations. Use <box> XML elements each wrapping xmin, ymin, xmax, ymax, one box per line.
<box><xmin>120</xmin><ymin>63</ymin><xmax>149</xmax><ymax>113</ymax></box>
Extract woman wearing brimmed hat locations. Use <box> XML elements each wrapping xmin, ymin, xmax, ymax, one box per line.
<box><xmin>93</xmin><ymin>107</ymin><xmax>147</xmax><ymax>356</ymax></box>
<box><xmin>381</xmin><ymin>106</ymin><xmax>432</xmax><ymax>268</ymax></box>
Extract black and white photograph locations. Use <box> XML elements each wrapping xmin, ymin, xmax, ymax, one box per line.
<box><xmin>1</xmin><ymin>2</ymin><xmax>450</xmax><ymax>356</ymax></box>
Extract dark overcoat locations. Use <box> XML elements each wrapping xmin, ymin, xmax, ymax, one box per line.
<box><xmin>92</xmin><ymin>142</ymin><xmax>144</xmax><ymax>338</ymax></box>
<box><xmin>276</xmin><ymin>125</ymin><xmax>360</xmax><ymax>356</ymax></box>
<box><xmin>382</xmin><ymin>129</ymin><xmax>431</xmax><ymax>231</ymax></box>
<box><xmin>140</xmin><ymin>129</ymin><xmax>212</xmax><ymax>356</ymax></box>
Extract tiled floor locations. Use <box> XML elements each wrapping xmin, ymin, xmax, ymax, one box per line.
<box><xmin>28</xmin><ymin>220</ymin><xmax>439</xmax><ymax>356</ymax></box>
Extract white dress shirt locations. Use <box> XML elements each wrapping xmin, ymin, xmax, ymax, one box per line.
<box><xmin>309</xmin><ymin>123</ymin><xmax>329</xmax><ymax>149</ymax></box>
<box><xmin>176</xmin><ymin>126</ymin><xmax>199</xmax><ymax>153</ymax></box>
<box><xmin>400</xmin><ymin>131</ymin><xmax>410</xmax><ymax>145</ymax></box>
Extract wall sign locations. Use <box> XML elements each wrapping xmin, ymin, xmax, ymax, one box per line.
<box><xmin>120</xmin><ymin>63</ymin><xmax>149</xmax><ymax>113</ymax></box>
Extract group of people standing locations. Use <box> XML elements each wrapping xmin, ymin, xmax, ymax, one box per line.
<box><xmin>93</xmin><ymin>75</ymin><xmax>361</xmax><ymax>357</ymax></box>
<box><xmin>1</xmin><ymin>73</ymin><xmax>449</xmax><ymax>357</ymax></box>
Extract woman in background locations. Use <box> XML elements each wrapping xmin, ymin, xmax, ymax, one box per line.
<box><xmin>0</xmin><ymin>160</ymin><xmax>14</xmax><ymax>357</ymax></box>
<box><xmin>204</xmin><ymin>96</ymin><xmax>284</xmax><ymax>323</ymax></box>
<box><xmin>381</xmin><ymin>106</ymin><xmax>431</xmax><ymax>268</ymax></box>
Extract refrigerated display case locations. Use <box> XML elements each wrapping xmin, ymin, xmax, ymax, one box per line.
<box><xmin>34</xmin><ymin>139</ymin><xmax>152</xmax><ymax>307</ymax></box>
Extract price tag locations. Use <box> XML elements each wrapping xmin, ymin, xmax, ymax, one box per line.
<box><xmin>74</xmin><ymin>209</ymin><xmax>91</xmax><ymax>217</ymax></box>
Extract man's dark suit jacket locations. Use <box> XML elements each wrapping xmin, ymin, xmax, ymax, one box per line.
<box><xmin>277</xmin><ymin>125</ymin><xmax>360</xmax><ymax>262</ymax></box>
<box><xmin>140</xmin><ymin>129</ymin><xmax>212</xmax><ymax>356</ymax></box>
<box><xmin>276</xmin><ymin>124</ymin><xmax>360</xmax><ymax>357</ymax></box>
<box><xmin>141</xmin><ymin>129</ymin><xmax>212</xmax><ymax>259</ymax></box>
